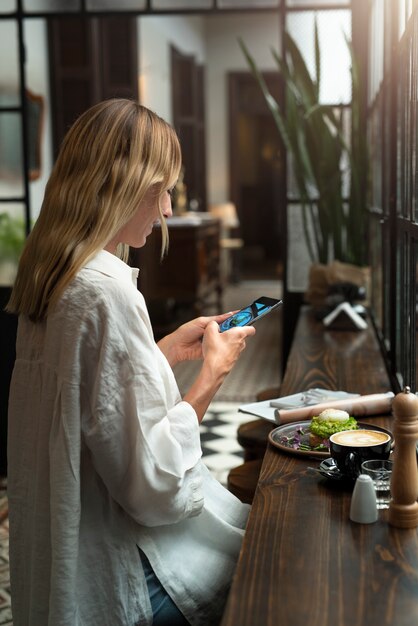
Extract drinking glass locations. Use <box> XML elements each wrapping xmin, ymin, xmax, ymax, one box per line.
<box><xmin>361</xmin><ymin>459</ymin><xmax>394</xmax><ymax>509</ymax></box>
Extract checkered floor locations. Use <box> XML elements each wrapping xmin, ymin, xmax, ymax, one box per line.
<box><xmin>0</xmin><ymin>492</ymin><xmax>10</xmax><ymax>626</ymax></box>
<box><xmin>200</xmin><ymin>401</ymin><xmax>251</xmax><ymax>485</ymax></box>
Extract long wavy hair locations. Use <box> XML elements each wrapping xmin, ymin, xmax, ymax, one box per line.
<box><xmin>7</xmin><ymin>99</ymin><xmax>181</xmax><ymax>322</ymax></box>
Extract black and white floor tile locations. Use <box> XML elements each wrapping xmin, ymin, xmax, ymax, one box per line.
<box><xmin>200</xmin><ymin>402</ymin><xmax>250</xmax><ymax>485</ymax></box>
<box><xmin>0</xmin><ymin>491</ymin><xmax>11</xmax><ymax>626</ymax></box>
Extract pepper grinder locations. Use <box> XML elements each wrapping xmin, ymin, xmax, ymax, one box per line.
<box><xmin>388</xmin><ymin>386</ymin><xmax>418</xmax><ymax>528</ymax></box>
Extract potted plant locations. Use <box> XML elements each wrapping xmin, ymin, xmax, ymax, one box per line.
<box><xmin>0</xmin><ymin>212</ymin><xmax>26</xmax><ymax>286</ymax></box>
<box><xmin>240</xmin><ymin>24</ymin><xmax>370</xmax><ymax>305</ymax></box>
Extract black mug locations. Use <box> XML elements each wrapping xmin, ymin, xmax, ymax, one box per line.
<box><xmin>329</xmin><ymin>429</ymin><xmax>392</xmax><ymax>479</ymax></box>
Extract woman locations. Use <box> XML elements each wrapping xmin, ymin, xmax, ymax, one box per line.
<box><xmin>6</xmin><ymin>99</ymin><xmax>255</xmax><ymax>626</ymax></box>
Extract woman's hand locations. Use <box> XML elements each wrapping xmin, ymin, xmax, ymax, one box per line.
<box><xmin>200</xmin><ymin>320</ymin><xmax>256</xmax><ymax>378</ymax></box>
<box><xmin>184</xmin><ymin>319</ymin><xmax>256</xmax><ymax>422</ymax></box>
<box><xmin>157</xmin><ymin>311</ymin><xmax>238</xmax><ymax>366</ymax></box>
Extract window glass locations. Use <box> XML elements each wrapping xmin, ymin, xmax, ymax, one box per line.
<box><xmin>286</xmin><ymin>0</ymin><xmax>349</xmax><ymax>6</ymax></box>
<box><xmin>286</xmin><ymin>9</ymin><xmax>351</xmax><ymax>105</ymax></box>
<box><xmin>369</xmin><ymin>215</ymin><xmax>383</xmax><ymax>330</ymax></box>
<box><xmin>0</xmin><ymin>20</ymin><xmax>19</xmax><ymax>107</ymax></box>
<box><xmin>415</xmin><ymin>239</ymin><xmax>418</xmax><ymax>392</ymax></box>
<box><xmin>0</xmin><ymin>0</ymin><xmax>16</xmax><ymax>13</ymax></box>
<box><xmin>369</xmin><ymin>98</ymin><xmax>383</xmax><ymax>211</ymax></box>
<box><xmin>218</xmin><ymin>0</ymin><xmax>279</xmax><ymax>7</ymax></box>
<box><xmin>398</xmin><ymin>0</ymin><xmax>414</xmax><ymax>40</ymax></box>
<box><xmin>396</xmin><ymin>22</ymin><xmax>416</xmax><ymax>221</ymax></box>
<box><xmin>368</xmin><ymin>0</ymin><xmax>385</xmax><ymax>104</ymax></box>
<box><xmin>395</xmin><ymin>230</ymin><xmax>410</xmax><ymax>388</ymax></box>
<box><xmin>404</xmin><ymin>233</ymin><xmax>413</xmax><ymax>386</ymax></box>
<box><xmin>23</xmin><ymin>0</ymin><xmax>80</xmax><ymax>11</ymax></box>
<box><xmin>395</xmin><ymin>232</ymin><xmax>403</xmax><ymax>387</ymax></box>
<box><xmin>0</xmin><ymin>113</ymin><xmax>23</xmax><ymax>197</ymax></box>
<box><xmin>151</xmin><ymin>0</ymin><xmax>211</xmax><ymax>9</ymax></box>
<box><xmin>87</xmin><ymin>0</ymin><xmax>146</xmax><ymax>10</ymax></box>
<box><xmin>382</xmin><ymin>219</ymin><xmax>391</xmax><ymax>344</ymax></box>
<box><xmin>286</xmin><ymin>203</ymin><xmax>317</xmax><ymax>292</ymax></box>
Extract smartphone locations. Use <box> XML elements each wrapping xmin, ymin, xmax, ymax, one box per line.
<box><xmin>219</xmin><ymin>296</ymin><xmax>283</xmax><ymax>332</ymax></box>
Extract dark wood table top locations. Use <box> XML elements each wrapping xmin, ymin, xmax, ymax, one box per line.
<box><xmin>221</xmin><ymin>306</ymin><xmax>418</xmax><ymax>626</ymax></box>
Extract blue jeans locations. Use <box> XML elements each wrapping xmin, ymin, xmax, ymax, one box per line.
<box><xmin>139</xmin><ymin>549</ymin><xmax>190</xmax><ymax>626</ymax></box>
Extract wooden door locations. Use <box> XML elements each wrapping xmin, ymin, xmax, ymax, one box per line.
<box><xmin>229</xmin><ymin>72</ymin><xmax>285</xmax><ymax>267</ymax></box>
<box><xmin>48</xmin><ymin>16</ymin><xmax>138</xmax><ymax>156</ymax></box>
<box><xmin>171</xmin><ymin>46</ymin><xmax>207</xmax><ymax>211</ymax></box>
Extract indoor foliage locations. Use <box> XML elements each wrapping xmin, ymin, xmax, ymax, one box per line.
<box><xmin>240</xmin><ymin>23</ymin><xmax>368</xmax><ymax>268</ymax></box>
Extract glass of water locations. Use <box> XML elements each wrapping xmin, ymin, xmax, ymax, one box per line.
<box><xmin>361</xmin><ymin>459</ymin><xmax>394</xmax><ymax>509</ymax></box>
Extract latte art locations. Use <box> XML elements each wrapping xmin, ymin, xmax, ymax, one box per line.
<box><xmin>330</xmin><ymin>429</ymin><xmax>390</xmax><ymax>447</ymax></box>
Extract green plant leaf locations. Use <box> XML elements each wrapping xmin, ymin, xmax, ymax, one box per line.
<box><xmin>240</xmin><ymin>28</ymin><xmax>368</xmax><ymax>267</ymax></box>
<box><xmin>0</xmin><ymin>212</ymin><xmax>26</xmax><ymax>262</ymax></box>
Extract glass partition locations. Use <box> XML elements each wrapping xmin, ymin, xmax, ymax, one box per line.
<box><xmin>286</xmin><ymin>0</ymin><xmax>349</xmax><ymax>6</ymax></box>
<box><xmin>151</xmin><ymin>0</ymin><xmax>212</xmax><ymax>8</ymax></box>
<box><xmin>0</xmin><ymin>20</ymin><xmax>20</xmax><ymax>107</ymax></box>
<box><xmin>0</xmin><ymin>113</ymin><xmax>23</xmax><ymax>195</ymax></box>
<box><xmin>218</xmin><ymin>0</ymin><xmax>279</xmax><ymax>7</ymax></box>
<box><xmin>0</xmin><ymin>0</ymin><xmax>16</xmax><ymax>13</ymax></box>
<box><xmin>369</xmin><ymin>214</ymin><xmax>383</xmax><ymax>330</ymax></box>
<box><xmin>87</xmin><ymin>0</ymin><xmax>147</xmax><ymax>10</ymax></box>
<box><xmin>23</xmin><ymin>0</ymin><xmax>80</xmax><ymax>11</ymax></box>
<box><xmin>395</xmin><ymin>230</ymin><xmax>412</xmax><ymax>388</ymax></box>
<box><xmin>286</xmin><ymin>10</ymin><xmax>351</xmax><ymax>105</ymax></box>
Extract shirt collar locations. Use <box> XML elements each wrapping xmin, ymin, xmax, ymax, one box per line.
<box><xmin>84</xmin><ymin>250</ymin><xmax>139</xmax><ymax>287</ymax></box>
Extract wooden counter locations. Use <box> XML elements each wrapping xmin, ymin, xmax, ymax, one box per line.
<box><xmin>221</xmin><ymin>306</ymin><xmax>418</xmax><ymax>626</ymax></box>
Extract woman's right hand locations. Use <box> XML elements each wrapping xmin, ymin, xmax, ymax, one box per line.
<box><xmin>184</xmin><ymin>320</ymin><xmax>256</xmax><ymax>422</ymax></box>
<box><xmin>201</xmin><ymin>320</ymin><xmax>255</xmax><ymax>377</ymax></box>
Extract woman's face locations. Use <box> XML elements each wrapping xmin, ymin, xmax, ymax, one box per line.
<box><xmin>105</xmin><ymin>186</ymin><xmax>173</xmax><ymax>252</ymax></box>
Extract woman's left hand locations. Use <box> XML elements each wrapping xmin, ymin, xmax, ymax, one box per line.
<box><xmin>157</xmin><ymin>312</ymin><xmax>236</xmax><ymax>366</ymax></box>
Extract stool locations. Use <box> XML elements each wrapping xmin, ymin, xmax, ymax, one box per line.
<box><xmin>237</xmin><ymin>419</ymin><xmax>275</xmax><ymax>462</ymax></box>
<box><xmin>236</xmin><ymin>386</ymin><xmax>281</xmax><ymax>462</ymax></box>
<box><xmin>256</xmin><ymin>386</ymin><xmax>281</xmax><ymax>402</ymax></box>
<box><xmin>227</xmin><ymin>458</ymin><xmax>263</xmax><ymax>504</ymax></box>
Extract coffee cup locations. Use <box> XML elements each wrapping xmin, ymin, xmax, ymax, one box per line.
<box><xmin>329</xmin><ymin>429</ymin><xmax>392</xmax><ymax>479</ymax></box>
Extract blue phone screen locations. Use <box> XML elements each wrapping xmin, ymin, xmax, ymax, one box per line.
<box><xmin>219</xmin><ymin>300</ymin><xmax>276</xmax><ymax>332</ymax></box>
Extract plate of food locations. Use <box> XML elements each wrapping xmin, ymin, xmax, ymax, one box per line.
<box><xmin>268</xmin><ymin>408</ymin><xmax>393</xmax><ymax>458</ymax></box>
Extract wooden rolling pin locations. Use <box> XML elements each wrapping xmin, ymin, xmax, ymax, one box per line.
<box><xmin>274</xmin><ymin>392</ymin><xmax>394</xmax><ymax>425</ymax></box>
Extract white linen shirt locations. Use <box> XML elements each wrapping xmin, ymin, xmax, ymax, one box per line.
<box><xmin>7</xmin><ymin>250</ymin><xmax>249</xmax><ymax>626</ymax></box>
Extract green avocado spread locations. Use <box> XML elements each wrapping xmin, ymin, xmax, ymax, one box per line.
<box><xmin>309</xmin><ymin>416</ymin><xmax>358</xmax><ymax>438</ymax></box>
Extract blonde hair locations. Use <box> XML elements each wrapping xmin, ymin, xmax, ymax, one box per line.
<box><xmin>7</xmin><ymin>99</ymin><xmax>181</xmax><ymax>322</ymax></box>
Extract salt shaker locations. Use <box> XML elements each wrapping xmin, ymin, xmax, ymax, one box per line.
<box><xmin>350</xmin><ymin>474</ymin><xmax>378</xmax><ymax>524</ymax></box>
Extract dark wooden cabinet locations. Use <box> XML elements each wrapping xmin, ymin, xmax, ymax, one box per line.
<box><xmin>130</xmin><ymin>217</ymin><xmax>222</xmax><ymax>337</ymax></box>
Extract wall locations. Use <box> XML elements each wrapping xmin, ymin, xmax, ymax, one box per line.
<box><xmin>205</xmin><ymin>13</ymin><xmax>281</xmax><ymax>204</ymax></box>
<box><xmin>138</xmin><ymin>15</ymin><xmax>207</xmax><ymax>125</ymax></box>
<box><xmin>137</xmin><ymin>12</ymin><xmax>281</xmax><ymax>205</ymax></box>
